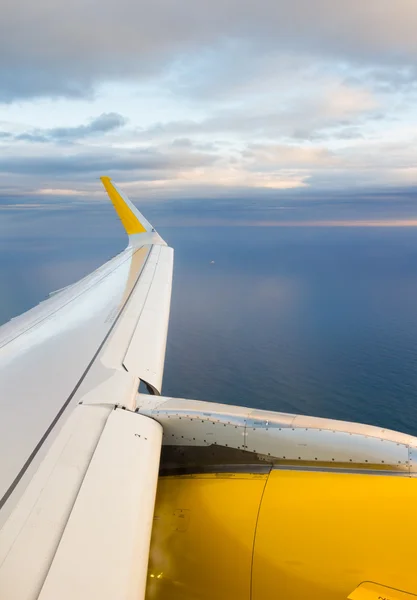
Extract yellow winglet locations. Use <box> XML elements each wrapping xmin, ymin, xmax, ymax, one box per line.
<box><xmin>100</xmin><ymin>176</ymin><xmax>147</xmax><ymax>235</ymax></box>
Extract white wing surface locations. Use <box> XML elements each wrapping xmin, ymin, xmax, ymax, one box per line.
<box><xmin>0</xmin><ymin>179</ymin><xmax>173</xmax><ymax>599</ymax></box>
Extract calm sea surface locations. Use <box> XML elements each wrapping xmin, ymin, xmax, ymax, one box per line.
<box><xmin>2</xmin><ymin>215</ymin><xmax>417</xmax><ymax>435</ymax></box>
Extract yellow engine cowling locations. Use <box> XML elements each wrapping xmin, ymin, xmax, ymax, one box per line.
<box><xmin>146</xmin><ymin>470</ymin><xmax>417</xmax><ymax>600</ymax></box>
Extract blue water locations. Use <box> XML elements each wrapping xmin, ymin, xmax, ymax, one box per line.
<box><xmin>163</xmin><ymin>226</ymin><xmax>417</xmax><ymax>435</ymax></box>
<box><xmin>1</xmin><ymin>210</ymin><xmax>417</xmax><ymax>435</ymax></box>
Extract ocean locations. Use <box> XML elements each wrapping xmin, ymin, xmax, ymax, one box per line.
<box><xmin>1</xmin><ymin>207</ymin><xmax>417</xmax><ymax>436</ymax></box>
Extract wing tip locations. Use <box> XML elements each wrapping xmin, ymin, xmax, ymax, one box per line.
<box><xmin>100</xmin><ymin>176</ymin><xmax>147</xmax><ymax>236</ymax></box>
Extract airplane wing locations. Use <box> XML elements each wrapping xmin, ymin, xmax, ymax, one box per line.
<box><xmin>0</xmin><ymin>178</ymin><xmax>173</xmax><ymax>600</ymax></box>
<box><xmin>2</xmin><ymin>179</ymin><xmax>417</xmax><ymax>600</ymax></box>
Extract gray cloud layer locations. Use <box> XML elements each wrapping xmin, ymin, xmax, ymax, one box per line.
<box><xmin>0</xmin><ymin>145</ymin><xmax>218</xmax><ymax>183</ymax></box>
<box><xmin>13</xmin><ymin>113</ymin><xmax>127</xmax><ymax>143</ymax></box>
<box><xmin>1</xmin><ymin>1</ymin><xmax>417</xmax><ymax>100</ymax></box>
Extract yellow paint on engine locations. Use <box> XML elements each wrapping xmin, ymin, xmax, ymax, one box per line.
<box><xmin>253</xmin><ymin>470</ymin><xmax>417</xmax><ymax>600</ymax></box>
<box><xmin>146</xmin><ymin>470</ymin><xmax>417</xmax><ymax>600</ymax></box>
<box><xmin>146</xmin><ymin>473</ymin><xmax>267</xmax><ymax>600</ymax></box>
<box><xmin>100</xmin><ymin>176</ymin><xmax>147</xmax><ymax>235</ymax></box>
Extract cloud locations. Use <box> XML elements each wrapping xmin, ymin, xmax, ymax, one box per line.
<box><xmin>131</xmin><ymin>83</ymin><xmax>378</xmax><ymax>143</ymax></box>
<box><xmin>16</xmin><ymin>133</ymin><xmax>50</xmax><ymax>143</ymax></box>
<box><xmin>1</xmin><ymin>130</ymin><xmax>417</xmax><ymax>202</ymax></box>
<box><xmin>0</xmin><ymin>144</ymin><xmax>309</xmax><ymax>199</ymax></box>
<box><xmin>0</xmin><ymin>152</ymin><xmax>158</xmax><ymax>176</ymax></box>
<box><xmin>0</xmin><ymin>144</ymin><xmax>221</xmax><ymax>200</ymax></box>
<box><xmin>242</xmin><ymin>144</ymin><xmax>335</xmax><ymax>169</ymax></box>
<box><xmin>1</xmin><ymin>1</ymin><xmax>417</xmax><ymax>101</ymax></box>
<box><xmin>14</xmin><ymin>112</ymin><xmax>127</xmax><ymax>143</ymax></box>
<box><xmin>1</xmin><ymin>1</ymin><xmax>417</xmax><ymax>202</ymax></box>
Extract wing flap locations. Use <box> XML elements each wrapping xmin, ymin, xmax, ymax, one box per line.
<box><xmin>0</xmin><ymin>404</ymin><xmax>113</xmax><ymax>599</ymax></box>
<box><xmin>38</xmin><ymin>410</ymin><xmax>162</xmax><ymax>600</ymax></box>
<box><xmin>0</xmin><ymin>406</ymin><xmax>162</xmax><ymax>600</ymax></box>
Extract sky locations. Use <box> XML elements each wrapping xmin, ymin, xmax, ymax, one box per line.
<box><xmin>1</xmin><ymin>1</ymin><xmax>417</xmax><ymax>212</ymax></box>
<box><xmin>2</xmin><ymin>2</ymin><xmax>417</xmax><ymax>434</ymax></box>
